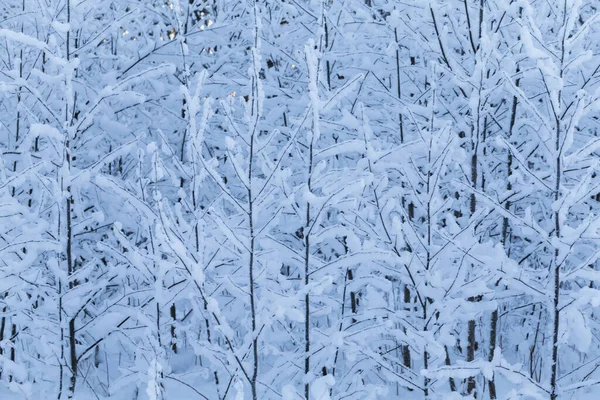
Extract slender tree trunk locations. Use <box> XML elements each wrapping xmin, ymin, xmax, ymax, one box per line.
<box><xmin>550</xmin><ymin>5</ymin><xmax>568</xmax><ymax>396</ymax></box>
<box><xmin>64</xmin><ymin>2</ymin><xmax>78</xmax><ymax>396</ymax></box>
<box><xmin>248</xmin><ymin>195</ymin><xmax>258</xmax><ymax>400</ymax></box>
<box><xmin>0</xmin><ymin>301</ymin><xmax>5</xmax><ymax>380</ymax></box>
<box><xmin>246</xmin><ymin>4</ymin><xmax>263</xmax><ymax>398</ymax></box>
<box><xmin>423</xmin><ymin>84</ymin><xmax>437</xmax><ymax>400</ymax></box>
<box><xmin>248</xmin><ymin>81</ymin><xmax>259</xmax><ymax>400</ymax></box>
<box><xmin>170</xmin><ymin>304</ymin><xmax>177</xmax><ymax>353</ymax></box>
<box><xmin>550</xmin><ymin>114</ymin><xmax>562</xmax><ymax>400</ymax></box>
<box><xmin>66</xmin><ymin>197</ymin><xmax>77</xmax><ymax>397</ymax></box>
<box><xmin>402</xmin><ymin>285</ymin><xmax>412</xmax><ymax>370</ymax></box>
<box><xmin>58</xmin><ymin>280</ymin><xmax>64</xmax><ymax>400</ymax></box>
<box><xmin>395</xmin><ymin>27</ymin><xmax>404</xmax><ymax>143</ymax></box>
<box><xmin>304</xmin><ymin>224</ymin><xmax>310</xmax><ymax>400</ymax></box>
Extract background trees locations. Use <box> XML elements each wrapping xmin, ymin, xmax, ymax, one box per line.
<box><xmin>2</xmin><ymin>0</ymin><xmax>600</xmax><ymax>399</ymax></box>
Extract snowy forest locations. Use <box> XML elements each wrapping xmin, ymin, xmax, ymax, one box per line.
<box><xmin>2</xmin><ymin>0</ymin><xmax>600</xmax><ymax>399</ymax></box>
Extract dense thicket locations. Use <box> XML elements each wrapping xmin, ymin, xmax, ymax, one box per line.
<box><xmin>1</xmin><ymin>1</ymin><xmax>600</xmax><ymax>399</ymax></box>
